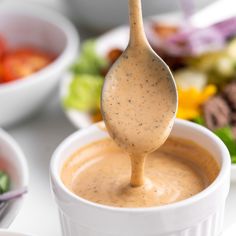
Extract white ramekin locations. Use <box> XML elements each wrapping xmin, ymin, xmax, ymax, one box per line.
<box><xmin>50</xmin><ymin>119</ymin><xmax>231</xmax><ymax>236</ymax></box>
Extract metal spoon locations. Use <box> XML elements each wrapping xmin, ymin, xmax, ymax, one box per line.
<box><xmin>101</xmin><ymin>0</ymin><xmax>177</xmax><ymax>185</ymax></box>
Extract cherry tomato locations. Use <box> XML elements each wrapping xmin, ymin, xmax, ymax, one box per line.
<box><xmin>0</xmin><ymin>35</ymin><xmax>7</xmax><ymax>59</ymax></box>
<box><xmin>2</xmin><ymin>48</ymin><xmax>53</xmax><ymax>83</ymax></box>
<box><xmin>0</xmin><ymin>64</ymin><xmax>4</xmax><ymax>84</ymax></box>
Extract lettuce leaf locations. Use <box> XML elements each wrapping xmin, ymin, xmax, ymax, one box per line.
<box><xmin>0</xmin><ymin>171</ymin><xmax>10</xmax><ymax>194</ymax></box>
<box><xmin>214</xmin><ymin>126</ymin><xmax>236</xmax><ymax>163</ymax></box>
<box><xmin>64</xmin><ymin>74</ymin><xmax>103</xmax><ymax>112</ymax></box>
<box><xmin>64</xmin><ymin>40</ymin><xmax>107</xmax><ymax>113</ymax></box>
<box><xmin>192</xmin><ymin>116</ymin><xmax>205</xmax><ymax>126</ymax></box>
<box><xmin>71</xmin><ymin>40</ymin><xmax>107</xmax><ymax>75</ymax></box>
<box><xmin>193</xmin><ymin>116</ymin><xmax>236</xmax><ymax>163</ymax></box>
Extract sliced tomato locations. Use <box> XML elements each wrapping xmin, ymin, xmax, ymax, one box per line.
<box><xmin>0</xmin><ymin>64</ymin><xmax>4</xmax><ymax>84</ymax></box>
<box><xmin>2</xmin><ymin>48</ymin><xmax>53</xmax><ymax>83</ymax></box>
<box><xmin>0</xmin><ymin>35</ymin><xmax>7</xmax><ymax>83</ymax></box>
<box><xmin>0</xmin><ymin>35</ymin><xmax>7</xmax><ymax>59</ymax></box>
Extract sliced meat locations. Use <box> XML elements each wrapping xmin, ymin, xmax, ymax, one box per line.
<box><xmin>223</xmin><ymin>81</ymin><xmax>236</xmax><ymax>110</ymax></box>
<box><xmin>203</xmin><ymin>95</ymin><xmax>231</xmax><ymax>130</ymax></box>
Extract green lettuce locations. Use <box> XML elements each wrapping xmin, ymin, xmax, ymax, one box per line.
<box><xmin>0</xmin><ymin>171</ymin><xmax>10</xmax><ymax>194</ymax></box>
<box><xmin>192</xmin><ymin>116</ymin><xmax>205</xmax><ymax>126</ymax></box>
<box><xmin>193</xmin><ymin>116</ymin><xmax>236</xmax><ymax>163</ymax></box>
<box><xmin>64</xmin><ymin>40</ymin><xmax>107</xmax><ymax>113</ymax></box>
<box><xmin>214</xmin><ymin>127</ymin><xmax>236</xmax><ymax>163</ymax></box>
<box><xmin>64</xmin><ymin>74</ymin><xmax>103</xmax><ymax>112</ymax></box>
<box><xmin>71</xmin><ymin>40</ymin><xmax>107</xmax><ymax>75</ymax></box>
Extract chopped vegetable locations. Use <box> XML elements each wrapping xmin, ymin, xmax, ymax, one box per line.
<box><xmin>214</xmin><ymin>127</ymin><xmax>236</xmax><ymax>163</ymax></box>
<box><xmin>0</xmin><ymin>35</ymin><xmax>6</xmax><ymax>59</ymax></box>
<box><xmin>65</xmin><ymin>40</ymin><xmax>107</xmax><ymax>114</ymax></box>
<box><xmin>232</xmin><ymin>155</ymin><xmax>236</xmax><ymax>164</ymax></box>
<box><xmin>0</xmin><ymin>34</ymin><xmax>55</xmax><ymax>84</ymax></box>
<box><xmin>2</xmin><ymin>48</ymin><xmax>53</xmax><ymax>83</ymax></box>
<box><xmin>71</xmin><ymin>40</ymin><xmax>107</xmax><ymax>75</ymax></box>
<box><xmin>152</xmin><ymin>23</ymin><xmax>178</xmax><ymax>39</ymax></box>
<box><xmin>64</xmin><ymin>74</ymin><xmax>103</xmax><ymax>112</ymax></box>
<box><xmin>0</xmin><ymin>170</ymin><xmax>27</xmax><ymax>202</ymax></box>
<box><xmin>177</xmin><ymin>85</ymin><xmax>217</xmax><ymax>120</ymax></box>
<box><xmin>166</xmin><ymin>26</ymin><xmax>225</xmax><ymax>56</ymax></box>
<box><xmin>227</xmin><ymin>38</ymin><xmax>236</xmax><ymax>61</ymax></box>
<box><xmin>192</xmin><ymin>116</ymin><xmax>205</xmax><ymax>126</ymax></box>
<box><xmin>0</xmin><ymin>171</ymin><xmax>10</xmax><ymax>194</ymax></box>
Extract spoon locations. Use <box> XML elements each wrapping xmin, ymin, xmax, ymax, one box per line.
<box><xmin>101</xmin><ymin>0</ymin><xmax>177</xmax><ymax>186</ymax></box>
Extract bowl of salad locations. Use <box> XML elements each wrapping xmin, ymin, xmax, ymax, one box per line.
<box><xmin>61</xmin><ymin>13</ymin><xmax>236</xmax><ymax>180</ymax></box>
<box><xmin>0</xmin><ymin>128</ymin><xmax>28</xmax><ymax>227</ymax></box>
<box><xmin>0</xmin><ymin>2</ymin><xmax>79</xmax><ymax>127</ymax></box>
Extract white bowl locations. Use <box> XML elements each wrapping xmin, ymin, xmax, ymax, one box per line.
<box><xmin>0</xmin><ymin>230</ymin><xmax>31</xmax><ymax>236</ymax></box>
<box><xmin>0</xmin><ymin>2</ymin><xmax>79</xmax><ymax>127</ymax></box>
<box><xmin>50</xmin><ymin>119</ymin><xmax>231</xmax><ymax>236</ymax></box>
<box><xmin>0</xmin><ymin>129</ymin><xmax>28</xmax><ymax>227</ymax></box>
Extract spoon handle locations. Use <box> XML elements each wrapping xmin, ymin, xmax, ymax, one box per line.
<box><xmin>128</xmin><ymin>0</ymin><xmax>147</xmax><ymax>46</ymax></box>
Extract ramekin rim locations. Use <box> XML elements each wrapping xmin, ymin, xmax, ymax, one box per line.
<box><xmin>0</xmin><ymin>229</ymin><xmax>32</xmax><ymax>236</ymax></box>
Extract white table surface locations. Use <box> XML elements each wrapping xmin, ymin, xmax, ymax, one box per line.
<box><xmin>2</xmin><ymin>93</ymin><xmax>235</xmax><ymax>236</ymax></box>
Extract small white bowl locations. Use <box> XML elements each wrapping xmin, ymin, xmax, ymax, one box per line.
<box><xmin>0</xmin><ymin>129</ymin><xmax>28</xmax><ymax>228</ymax></box>
<box><xmin>0</xmin><ymin>2</ymin><xmax>79</xmax><ymax>127</ymax></box>
<box><xmin>0</xmin><ymin>230</ymin><xmax>32</xmax><ymax>236</ymax></box>
<box><xmin>50</xmin><ymin>119</ymin><xmax>231</xmax><ymax>236</ymax></box>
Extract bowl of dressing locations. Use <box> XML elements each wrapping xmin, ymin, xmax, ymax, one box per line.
<box><xmin>50</xmin><ymin>119</ymin><xmax>230</xmax><ymax>236</ymax></box>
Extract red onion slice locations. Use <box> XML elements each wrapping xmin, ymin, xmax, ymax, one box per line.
<box><xmin>0</xmin><ymin>187</ymin><xmax>27</xmax><ymax>202</ymax></box>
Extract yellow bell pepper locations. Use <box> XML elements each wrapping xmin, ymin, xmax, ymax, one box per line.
<box><xmin>177</xmin><ymin>85</ymin><xmax>217</xmax><ymax>120</ymax></box>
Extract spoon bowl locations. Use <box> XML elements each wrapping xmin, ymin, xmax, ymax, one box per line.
<box><xmin>101</xmin><ymin>0</ymin><xmax>177</xmax><ymax>156</ymax></box>
<box><xmin>102</xmin><ymin>45</ymin><xmax>177</xmax><ymax>155</ymax></box>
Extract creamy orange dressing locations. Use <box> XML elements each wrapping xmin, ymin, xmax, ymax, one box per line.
<box><xmin>101</xmin><ymin>0</ymin><xmax>177</xmax><ymax>186</ymax></box>
<box><xmin>61</xmin><ymin>137</ymin><xmax>219</xmax><ymax>208</ymax></box>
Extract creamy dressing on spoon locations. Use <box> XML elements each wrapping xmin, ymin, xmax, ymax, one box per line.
<box><xmin>101</xmin><ymin>0</ymin><xmax>177</xmax><ymax>186</ymax></box>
